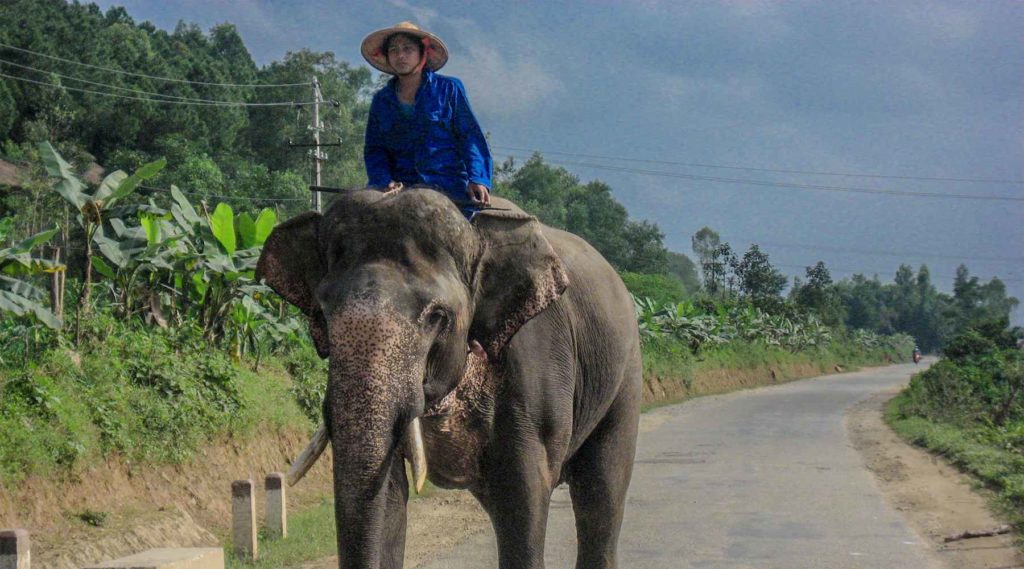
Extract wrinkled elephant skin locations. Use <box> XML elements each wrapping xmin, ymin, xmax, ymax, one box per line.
<box><xmin>257</xmin><ymin>189</ymin><xmax>642</xmax><ymax>569</ymax></box>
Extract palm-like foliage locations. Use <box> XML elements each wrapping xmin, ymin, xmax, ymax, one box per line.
<box><xmin>0</xmin><ymin>219</ymin><xmax>64</xmax><ymax>328</ymax></box>
<box><xmin>632</xmin><ymin>295</ymin><xmax>839</xmax><ymax>354</ymax></box>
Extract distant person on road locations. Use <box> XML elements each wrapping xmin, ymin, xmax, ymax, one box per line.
<box><xmin>361</xmin><ymin>22</ymin><xmax>492</xmax><ymax>217</ymax></box>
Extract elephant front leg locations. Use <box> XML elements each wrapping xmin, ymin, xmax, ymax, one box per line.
<box><xmin>474</xmin><ymin>440</ymin><xmax>556</xmax><ymax>569</ymax></box>
<box><xmin>379</xmin><ymin>456</ymin><xmax>410</xmax><ymax>569</ymax></box>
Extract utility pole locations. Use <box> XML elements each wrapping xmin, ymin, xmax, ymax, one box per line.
<box><xmin>311</xmin><ymin>76</ymin><xmax>323</xmax><ymax>212</ymax></box>
<box><xmin>288</xmin><ymin>76</ymin><xmax>341</xmax><ymax>212</ymax></box>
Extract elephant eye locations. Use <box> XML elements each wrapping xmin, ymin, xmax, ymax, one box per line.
<box><xmin>426</xmin><ymin>307</ymin><xmax>450</xmax><ymax>331</ymax></box>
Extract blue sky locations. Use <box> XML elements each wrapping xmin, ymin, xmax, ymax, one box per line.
<box><xmin>94</xmin><ymin>0</ymin><xmax>1023</xmax><ymax>320</ymax></box>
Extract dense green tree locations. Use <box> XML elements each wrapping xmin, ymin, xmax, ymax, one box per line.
<box><xmin>494</xmin><ymin>154</ymin><xmax>671</xmax><ymax>275</ymax></box>
<box><xmin>791</xmin><ymin>261</ymin><xmax>844</xmax><ymax>326</ymax></box>
<box><xmin>733</xmin><ymin>244</ymin><xmax>787</xmax><ymax>311</ymax></box>
<box><xmin>564</xmin><ymin>180</ymin><xmax>629</xmax><ymax>266</ymax></box>
<box><xmin>621</xmin><ymin>220</ymin><xmax>669</xmax><ymax>274</ymax></box>
<box><xmin>0</xmin><ymin>81</ymin><xmax>15</xmax><ymax>140</ymax></box>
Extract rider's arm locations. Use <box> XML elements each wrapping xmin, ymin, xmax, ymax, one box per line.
<box><xmin>364</xmin><ymin>95</ymin><xmax>392</xmax><ymax>189</ymax></box>
<box><xmin>451</xmin><ymin>78</ymin><xmax>492</xmax><ymax>191</ymax></box>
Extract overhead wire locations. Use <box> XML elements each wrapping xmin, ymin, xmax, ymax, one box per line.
<box><xmin>0</xmin><ymin>71</ymin><xmax>315</xmax><ymax>107</ymax></box>
<box><xmin>493</xmin><ymin>144</ymin><xmax>1024</xmax><ymax>186</ymax></box>
<box><xmin>498</xmin><ymin>152</ymin><xmax>1024</xmax><ymax>203</ymax></box>
<box><xmin>719</xmin><ymin>238</ymin><xmax>1024</xmax><ymax>265</ymax></box>
<box><xmin>138</xmin><ymin>185</ymin><xmax>309</xmax><ymax>202</ymax></box>
<box><xmin>0</xmin><ymin>58</ymin><xmax>302</xmax><ymax>106</ymax></box>
<box><xmin>775</xmin><ymin>263</ymin><xmax>1024</xmax><ymax>284</ymax></box>
<box><xmin>0</xmin><ymin>41</ymin><xmax>311</xmax><ymax>87</ymax></box>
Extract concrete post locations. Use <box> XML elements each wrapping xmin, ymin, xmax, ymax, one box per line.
<box><xmin>0</xmin><ymin>529</ymin><xmax>30</xmax><ymax>569</ymax></box>
<box><xmin>231</xmin><ymin>480</ymin><xmax>257</xmax><ymax>561</ymax></box>
<box><xmin>265</xmin><ymin>472</ymin><xmax>287</xmax><ymax>539</ymax></box>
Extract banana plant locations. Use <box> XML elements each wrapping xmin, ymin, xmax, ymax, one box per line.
<box><xmin>161</xmin><ymin>187</ymin><xmax>278</xmax><ymax>340</ymax></box>
<box><xmin>0</xmin><ymin>219</ymin><xmax>65</xmax><ymax>329</ymax></box>
<box><xmin>38</xmin><ymin>142</ymin><xmax>165</xmax><ymax>307</ymax></box>
<box><xmin>90</xmin><ymin>206</ymin><xmax>185</xmax><ymax>323</ymax></box>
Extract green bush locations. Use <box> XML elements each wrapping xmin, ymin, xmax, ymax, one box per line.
<box><xmin>620</xmin><ymin>272</ymin><xmax>688</xmax><ymax>305</ymax></box>
<box><xmin>284</xmin><ymin>342</ymin><xmax>328</xmax><ymax>423</ymax></box>
<box><xmin>943</xmin><ymin>329</ymin><xmax>997</xmax><ymax>362</ymax></box>
<box><xmin>899</xmin><ymin>349</ymin><xmax>1023</xmax><ymax>427</ymax></box>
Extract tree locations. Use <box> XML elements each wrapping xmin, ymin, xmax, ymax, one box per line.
<box><xmin>691</xmin><ymin>226</ymin><xmax>720</xmax><ymax>287</ymax></box>
<box><xmin>703</xmin><ymin>242</ymin><xmax>734</xmax><ymax>298</ymax></box>
<box><xmin>792</xmin><ymin>261</ymin><xmax>844</xmax><ymax>326</ymax></box>
<box><xmin>620</xmin><ymin>220</ymin><xmax>669</xmax><ymax>274</ymax></box>
<box><xmin>0</xmin><ymin>81</ymin><xmax>16</xmax><ymax>140</ymax></box>
<box><xmin>666</xmin><ymin>251</ymin><xmax>701</xmax><ymax>295</ymax></box>
<box><xmin>733</xmin><ymin>244</ymin><xmax>786</xmax><ymax>311</ymax></box>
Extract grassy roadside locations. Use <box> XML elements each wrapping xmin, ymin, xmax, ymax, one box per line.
<box><xmin>884</xmin><ymin>394</ymin><xmax>1024</xmax><ymax>534</ymax></box>
<box><xmin>225</xmin><ymin>498</ymin><xmax>337</xmax><ymax>569</ymax></box>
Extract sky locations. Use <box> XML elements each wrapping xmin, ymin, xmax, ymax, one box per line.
<box><xmin>93</xmin><ymin>0</ymin><xmax>1023</xmax><ymax>321</ymax></box>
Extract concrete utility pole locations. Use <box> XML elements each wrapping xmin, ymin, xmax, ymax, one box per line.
<box><xmin>311</xmin><ymin>76</ymin><xmax>324</xmax><ymax>213</ymax></box>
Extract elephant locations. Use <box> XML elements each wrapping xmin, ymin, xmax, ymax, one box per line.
<box><xmin>257</xmin><ymin>187</ymin><xmax>642</xmax><ymax>569</ymax></box>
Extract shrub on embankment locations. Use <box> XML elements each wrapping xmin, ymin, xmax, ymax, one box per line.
<box><xmin>0</xmin><ymin>309</ymin><xmax>313</xmax><ymax>485</ymax></box>
<box><xmin>888</xmin><ymin>320</ymin><xmax>1024</xmax><ymax>531</ymax></box>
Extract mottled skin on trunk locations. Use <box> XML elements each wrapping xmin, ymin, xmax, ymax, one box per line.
<box><xmin>325</xmin><ymin>293</ymin><xmax>422</xmax><ymax>567</ymax></box>
<box><xmin>257</xmin><ymin>189</ymin><xmax>641</xmax><ymax>569</ymax></box>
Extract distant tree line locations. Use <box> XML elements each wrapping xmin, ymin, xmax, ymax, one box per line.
<box><xmin>691</xmin><ymin>226</ymin><xmax>1019</xmax><ymax>352</ymax></box>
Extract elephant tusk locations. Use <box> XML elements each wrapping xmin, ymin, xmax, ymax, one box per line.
<box><xmin>287</xmin><ymin>423</ymin><xmax>330</xmax><ymax>487</ymax></box>
<box><xmin>405</xmin><ymin>417</ymin><xmax>428</xmax><ymax>494</ymax></box>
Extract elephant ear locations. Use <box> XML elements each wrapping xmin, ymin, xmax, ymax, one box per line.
<box><xmin>470</xmin><ymin>209</ymin><xmax>569</xmax><ymax>359</ymax></box>
<box><xmin>256</xmin><ymin>211</ymin><xmax>330</xmax><ymax>358</ymax></box>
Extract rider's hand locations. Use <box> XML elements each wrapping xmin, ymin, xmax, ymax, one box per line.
<box><xmin>468</xmin><ymin>183</ymin><xmax>491</xmax><ymax>205</ymax></box>
<box><xmin>382</xmin><ymin>181</ymin><xmax>403</xmax><ymax>196</ymax></box>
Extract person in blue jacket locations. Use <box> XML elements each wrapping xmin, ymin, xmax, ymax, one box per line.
<box><xmin>361</xmin><ymin>22</ymin><xmax>493</xmax><ymax>215</ymax></box>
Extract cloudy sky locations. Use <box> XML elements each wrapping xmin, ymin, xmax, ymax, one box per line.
<box><xmin>95</xmin><ymin>0</ymin><xmax>1023</xmax><ymax>320</ymax></box>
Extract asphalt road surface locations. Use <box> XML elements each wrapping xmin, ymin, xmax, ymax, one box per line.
<box><xmin>419</xmin><ymin>363</ymin><xmax>943</xmax><ymax>569</ymax></box>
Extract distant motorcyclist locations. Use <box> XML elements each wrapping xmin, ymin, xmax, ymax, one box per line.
<box><xmin>912</xmin><ymin>347</ymin><xmax>922</xmax><ymax>364</ymax></box>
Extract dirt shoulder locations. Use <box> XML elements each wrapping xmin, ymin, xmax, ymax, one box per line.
<box><xmin>847</xmin><ymin>389</ymin><xmax>1023</xmax><ymax>569</ymax></box>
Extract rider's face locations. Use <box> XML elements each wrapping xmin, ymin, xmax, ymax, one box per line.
<box><xmin>387</xmin><ymin>38</ymin><xmax>422</xmax><ymax>76</ymax></box>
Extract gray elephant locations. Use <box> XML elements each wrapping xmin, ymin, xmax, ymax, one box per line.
<box><xmin>257</xmin><ymin>188</ymin><xmax>641</xmax><ymax>569</ymax></box>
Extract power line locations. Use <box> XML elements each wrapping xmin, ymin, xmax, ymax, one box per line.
<box><xmin>0</xmin><ymin>58</ymin><xmax>291</xmax><ymax>106</ymax></box>
<box><xmin>776</xmin><ymin>263</ymin><xmax>1024</xmax><ymax>284</ymax></box>
<box><xmin>0</xmin><ymin>41</ymin><xmax>311</xmax><ymax>88</ymax></box>
<box><xmin>732</xmin><ymin>239</ymin><xmax>1024</xmax><ymax>265</ymax></box>
<box><xmin>501</xmin><ymin>153</ymin><xmax>1024</xmax><ymax>203</ymax></box>
<box><xmin>0</xmin><ymin>71</ymin><xmax>315</xmax><ymax>107</ymax></box>
<box><xmin>138</xmin><ymin>185</ymin><xmax>308</xmax><ymax>202</ymax></box>
<box><xmin>494</xmin><ymin>144</ymin><xmax>1024</xmax><ymax>186</ymax></box>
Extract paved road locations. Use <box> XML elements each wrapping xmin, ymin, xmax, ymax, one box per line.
<box><xmin>420</xmin><ymin>363</ymin><xmax>942</xmax><ymax>569</ymax></box>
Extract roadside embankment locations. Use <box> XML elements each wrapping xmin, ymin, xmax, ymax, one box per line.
<box><xmin>639</xmin><ymin>336</ymin><xmax>902</xmax><ymax>406</ymax></box>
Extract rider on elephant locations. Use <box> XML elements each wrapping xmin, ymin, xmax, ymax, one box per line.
<box><xmin>361</xmin><ymin>22</ymin><xmax>493</xmax><ymax>217</ymax></box>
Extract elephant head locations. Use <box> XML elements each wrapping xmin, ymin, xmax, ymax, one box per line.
<box><xmin>256</xmin><ymin>189</ymin><xmax>567</xmax><ymax>567</ymax></box>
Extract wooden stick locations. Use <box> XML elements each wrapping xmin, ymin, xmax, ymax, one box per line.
<box><xmin>943</xmin><ymin>524</ymin><xmax>1012</xmax><ymax>543</ymax></box>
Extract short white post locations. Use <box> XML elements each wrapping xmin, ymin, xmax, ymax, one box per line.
<box><xmin>265</xmin><ymin>472</ymin><xmax>287</xmax><ymax>539</ymax></box>
<box><xmin>231</xmin><ymin>480</ymin><xmax>257</xmax><ymax>561</ymax></box>
<box><xmin>0</xmin><ymin>529</ymin><xmax>30</xmax><ymax>569</ymax></box>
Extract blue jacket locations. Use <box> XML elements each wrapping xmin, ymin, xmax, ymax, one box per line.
<box><xmin>364</xmin><ymin>69</ymin><xmax>493</xmax><ymax>201</ymax></box>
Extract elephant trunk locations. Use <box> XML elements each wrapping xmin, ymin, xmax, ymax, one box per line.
<box><xmin>326</xmin><ymin>296</ymin><xmax>427</xmax><ymax>568</ymax></box>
